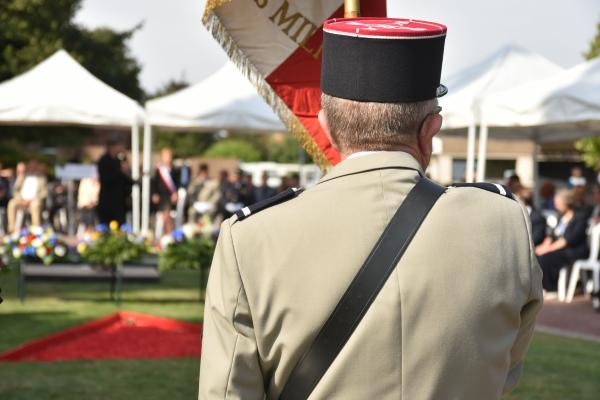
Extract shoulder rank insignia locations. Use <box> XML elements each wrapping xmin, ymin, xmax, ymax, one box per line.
<box><xmin>448</xmin><ymin>182</ymin><xmax>515</xmax><ymax>200</ymax></box>
<box><xmin>235</xmin><ymin>187</ymin><xmax>304</xmax><ymax>222</ymax></box>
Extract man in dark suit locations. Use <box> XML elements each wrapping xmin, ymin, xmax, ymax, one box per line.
<box><xmin>151</xmin><ymin>148</ymin><xmax>179</xmax><ymax>235</ymax></box>
<box><xmin>97</xmin><ymin>140</ymin><xmax>130</xmax><ymax>226</ymax></box>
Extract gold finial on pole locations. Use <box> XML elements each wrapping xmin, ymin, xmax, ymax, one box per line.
<box><xmin>344</xmin><ymin>0</ymin><xmax>361</xmax><ymax>18</ymax></box>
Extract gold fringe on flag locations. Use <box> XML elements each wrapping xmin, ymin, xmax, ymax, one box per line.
<box><xmin>202</xmin><ymin>8</ymin><xmax>331</xmax><ymax>171</ymax></box>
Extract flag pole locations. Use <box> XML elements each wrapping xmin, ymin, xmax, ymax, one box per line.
<box><xmin>344</xmin><ymin>0</ymin><xmax>361</xmax><ymax>17</ymax></box>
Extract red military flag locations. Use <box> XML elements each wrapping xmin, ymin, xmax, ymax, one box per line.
<box><xmin>203</xmin><ymin>0</ymin><xmax>387</xmax><ymax>168</ymax></box>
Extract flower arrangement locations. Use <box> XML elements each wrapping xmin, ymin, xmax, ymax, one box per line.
<box><xmin>80</xmin><ymin>221</ymin><xmax>149</xmax><ymax>268</ymax></box>
<box><xmin>0</xmin><ymin>227</ymin><xmax>69</xmax><ymax>267</ymax></box>
<box><xmin>158</xmin><ymin>224</ymin><xmax>215</xmax><ymax>272</ymax></box>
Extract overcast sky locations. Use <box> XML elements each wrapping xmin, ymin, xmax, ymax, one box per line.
<box><xmin>75</xmin><ymin>0</ymin><xmax>600</xmax><ymax>93</ymax></box>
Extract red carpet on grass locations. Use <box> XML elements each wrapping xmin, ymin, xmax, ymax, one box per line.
<box><xmin>0</xmin><ymin>311</ymin><xmax>202</xmax><ymax>362</ymax></box>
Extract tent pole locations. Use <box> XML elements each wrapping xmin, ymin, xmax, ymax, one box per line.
<box><xmin>131</xmin><ymin>121</ymin><xmax>141</xmax><ymax>234</ymax></box>
<box><xmin>476</xmin><ymin>121</ymin><xmax>489</xmax><ymax>182</ymax></box>
<box><xmin>466</xmin><ymin>121</ymin><xmax>476</xmax><ymax>183</ymax></box>
<box><xmin>532</xmin><ymin>132</ymin><xmax>540</xmax><ymax>207</ymax></box>
<box><xmin>141</xmin><ymin>122</ymin><xmax>153</xmax><ymax>235</ymax></box>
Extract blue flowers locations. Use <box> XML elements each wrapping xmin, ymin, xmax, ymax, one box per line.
<box><xmin>95</xmin><ymin>224</ymin><xmax>109</xmax><ymax>233</ymax></box>
<box><xmin>171</xmin><ymin>229</ymin><xmax>185</xmax><ymax>242</ymax></box>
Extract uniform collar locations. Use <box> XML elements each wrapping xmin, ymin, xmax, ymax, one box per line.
<box><xmin>319</xmin><ymin>151</ymin><xmax>423</xmax><ymax>185</ymax></box>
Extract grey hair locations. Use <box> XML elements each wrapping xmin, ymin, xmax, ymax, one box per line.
<box><xmin>556</xmin><ymin>188</ymin><xmax>576</xmax><ymax>209</ymax></box>
<box><xmin>321</xmin><ymin>93</ymin><xmax>438</xmax><ymax>154</ymax></box>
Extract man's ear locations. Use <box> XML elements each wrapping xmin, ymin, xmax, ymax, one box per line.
<box><xmin>318</xmin><ymin>109</ymin><xmax>339</xmax><ymax>152</ymax></box>
<box><xmin>418</xmin><ymin>113</ymin><xmax>442</xmax><ymax>158</ymax></box>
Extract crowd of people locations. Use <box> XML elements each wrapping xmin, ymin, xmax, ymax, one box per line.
<box><xmin>2</xmin><ymin>145</ymin><xmax>599</xmax><ymax>294</ymax></box>
<box><xmin>150</xmin><ymin>147</ymin><xmax>300</xmax><ymax>237</ymax></box>
<box><xmin>508</xmin><ymin>166</ymin><xmax>600</xmax><ymax>295</ymax></box>
<box><xmin>0</xmin><ymin>141</ymin><xmax>300</xmax><ymax>239</ymax></box>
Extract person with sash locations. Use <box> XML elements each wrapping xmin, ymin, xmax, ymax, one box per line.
<box><xmin>151</xmin><ymin>148</ymin><xmax>179</xmax><ymax>236</ymax></box>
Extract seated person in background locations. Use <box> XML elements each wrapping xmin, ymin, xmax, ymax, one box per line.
<box><xmin>254</xmin><ymin>171</ymin><xmax>277</xmax><ymax>202</ymax></box>
<box><xmin>536</xmin><ymin>189</ymin><xmax>589</xmax><ymax>292</ymax></box>
<box><xmin>518</xmin><ymin>187</ymin><xmax>546</xmax><ymax>246</ymax></box>
<box><xmin>188</xmin><ymin>163</ymin><xmax>220</xmax><ymax>223</ymax></box>
<box><xmin>7</xmin><ymin>160</ymin><xmax>48</xmax><ymax>231</ymax></box>
<box><xmin>78</xmin><ymin>176</ymin><xmax>100</xmax><ymax>232</ymax></box>
<box><xmin>216</xmin><ymin>170</ymin><xmax>241</xmax><ymax>221</ymax></box>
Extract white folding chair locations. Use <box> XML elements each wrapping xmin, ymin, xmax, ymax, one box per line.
<box><xmin>558</xmin><ymin>267</ymin><xmax>569</xmax><ymax>302</ymax></box>
<box><xmin>566</xmin><ymin>223</ymin><xmax>600</xmax><ymax>303</ymax></box>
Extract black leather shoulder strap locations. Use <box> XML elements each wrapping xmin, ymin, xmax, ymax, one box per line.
<box><xmin>279</xmin><ymin>178</ymin><xmax>446</xmax><ymax>400</ymax></box>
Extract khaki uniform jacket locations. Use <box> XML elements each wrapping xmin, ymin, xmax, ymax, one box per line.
<box><xmin>199</xmin><ymin>152</ymin><xmax>543</xmax><ymax>400</ymax></box>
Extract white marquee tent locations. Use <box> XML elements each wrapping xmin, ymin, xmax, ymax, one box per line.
<box><xmin>475</xmin><ymin>57</ymin><xmax>600</xmax><ymax>187</ymax></box>
<box><xmin>145</xmin><ymin>62</ymin><xmax>285</xmax><ymax>132</ymax></box>
<box><xmin>141</xmin><ymin>62</ymin><xmax>286</xmax><ymax>233</ymax></box>
<box><xmin>0</xmin><ymin>49</ymin><xmax>145</xmax><ymax>232</ymax></box>
<box><xmin>482</xmin><ymin>57</ymin><xmax>600</xmax><ymax>129</ymax></box>
<box><xmin>440</xmin><ymin>45</ymin><xmax>565</xmax><ymax>182</ymax></box>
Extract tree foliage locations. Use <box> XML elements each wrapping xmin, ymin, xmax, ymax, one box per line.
<box><xmin>147</xmin><ymin>77</ymin><xmax>189</xmax><ymax>100</ymax></box>
<box><xmin>0</xmin><ymin>0</ymin><xmax>145</xmax><ymax>165</ymax></box>
<box><xmin>0</xmin><ymin>0</ymin><xmax>144</xmax><ymax>100</ymax></box>
<box><xmin>576</xmin><ymin>19</ymin><xmax>600</xmax><ymax>169</ymax></box>
<box><xmin>204</xmin><ymin>139</ymin><xmax>263</xmax><ymax>162</ymax></box>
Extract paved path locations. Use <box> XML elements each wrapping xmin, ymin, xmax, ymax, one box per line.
<box><xmin>536</xmin><ymin>297</ymin><xmax>600</xmax><ymax>342</ymax></box>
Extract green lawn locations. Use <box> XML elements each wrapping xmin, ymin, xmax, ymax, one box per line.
<box><xmin>1</xmin><ymin>269</ymin><xmax>600</xmax><ymax>399</ymax></box>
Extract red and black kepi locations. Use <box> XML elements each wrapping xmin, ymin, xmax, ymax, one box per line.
<box><xmin>321</xmin><ymin>18</ymin><xmax>447</xmax><ymax>103</ymax></box>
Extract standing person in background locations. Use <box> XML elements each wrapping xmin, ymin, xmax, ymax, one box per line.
<box><xmin>97</xmin><ymin>139</ymin><xmax>129</xmax><ymax>226</ymax></box>
<box><xmin>179</xmin><ymin>160</ymin><xmax>191</xmax><ymax>190</ymax></box>
<box><xmin>7</xmin><ymin>160</ymin><xmax>47</xmax><ymax>231</ymax></box>
<box><xmin>254</xmin><ymin>171</ymin><xmax>277</xmax><ymax>202</ymax></box>
<box><xmin>151</xmin><ymin>148</ymin><xmax>179</xmax><ymax>236</ymax></box>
